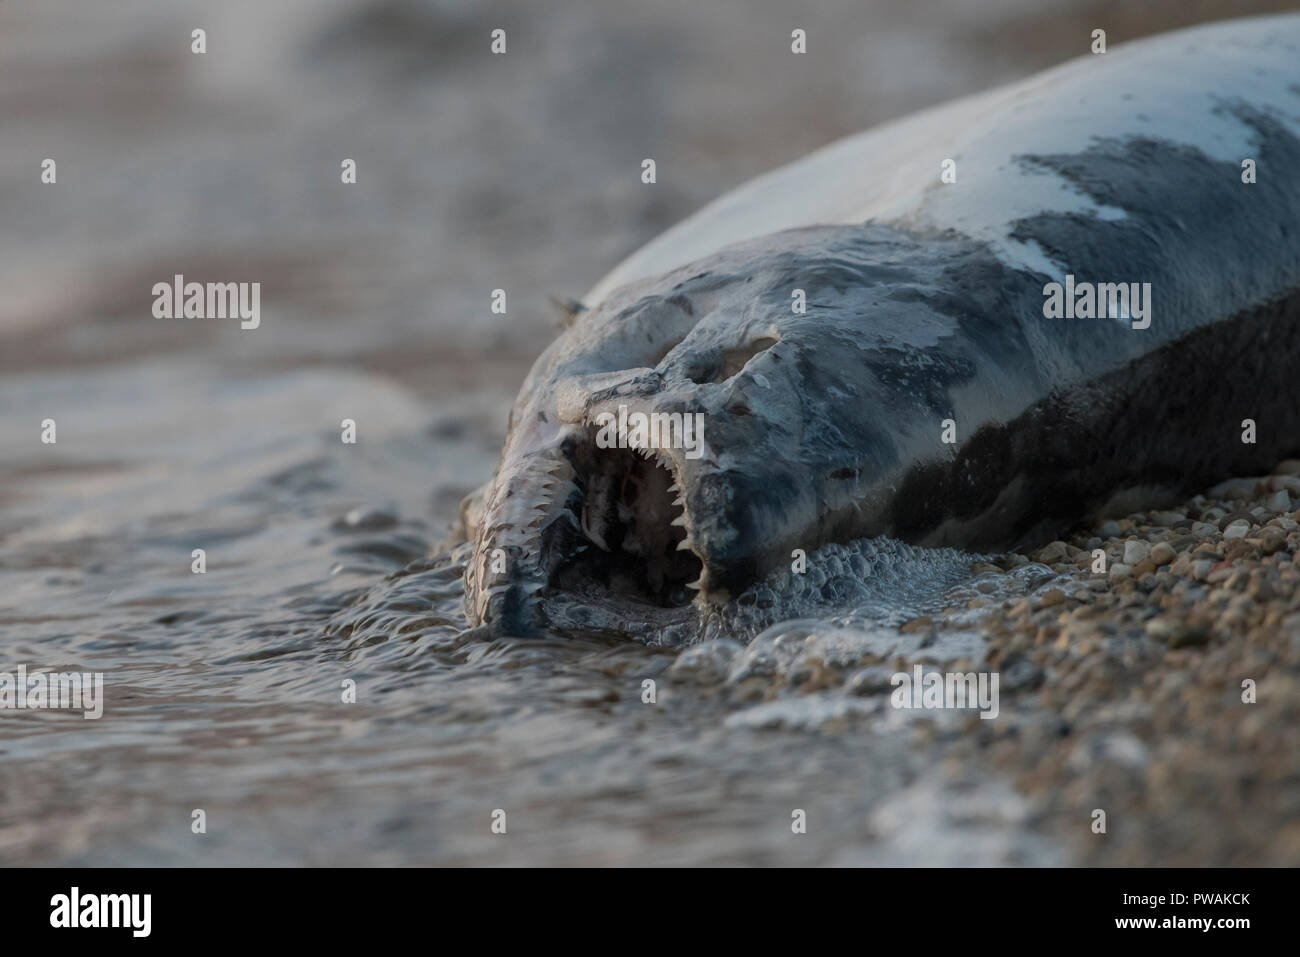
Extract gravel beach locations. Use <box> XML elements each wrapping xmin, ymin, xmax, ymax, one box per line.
<box><xmin>666</xmin><ymin>459</ymin><xmax>1300</xmax><ymax>865</ymax></box>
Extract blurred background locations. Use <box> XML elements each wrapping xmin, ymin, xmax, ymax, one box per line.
<box><xmin>2</xmin><ymin>0</ymin><xmax>1295</xmax><ymax>866</ymax></box>
<box><xmin>6</xmin><ymin>0</ymin><xmax>1294</xmax><ymax>407</ymax></box>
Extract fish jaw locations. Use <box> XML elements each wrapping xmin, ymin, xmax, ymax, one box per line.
<box><xmin>463</xmin><ymin>404</ymin><xmax>584</xmax><ymax>635</ymax></box>
<box><xmin>465</xmin><ymin>382</ymin><xmax>721</xmax><ymax>635</ymax></box>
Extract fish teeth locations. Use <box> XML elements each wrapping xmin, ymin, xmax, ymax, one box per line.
<box><xmin>685</xmin><ymin>577</ymin><xmax>703</xmax><ymax>591</ymax></box>
<box><xmin>670</xmin><ymin>514</ymin><xmax>687</xmax><ymax>527</ymax></box>
<box><xmin>676</xmin><ymin>538</ymin><xmax>694</xmax><ymax>551</ymax></box>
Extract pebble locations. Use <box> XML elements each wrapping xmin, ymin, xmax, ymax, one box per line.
<box><xmin>845</xmin><ymin>458</ymin><xmax>1300</xmax><ymax>863</ymax></box>
<box><xmin>1035</xmin><ymin>541</ymin><xmax>1070</xmax><ymax>564</ymax></box>
<box><xmin>847</xmin><ymin>666</ymin><xmax>896</xmax><ymax>696</ymax></box>
<box><xmin>1149</xmin><ymin>542</ymin><xmax>1177</xmax><ymax>566</ymax></box>
<box><xmin>1223</xmin><ymin>520</ymin><xmax>1251</xmax><ymax>541</ymax></box>
<box><xmin>1259</xmin><ymin>527</ymin><xmax>1287</xmax><ymax>555</ymax></box>
<box><xmin>1039</xmin><ymin>588</ymin><xmax>1066</xmax><ymax>608</ymax></box>
<box><xmin>1123</xmin><ymin>540</ymin><xmax>1151</xmax><ymax>565</ymax></box>
<box><xmin>1268</xmin><ymin>475</ymin><xmax>1300</xmax><ymax>495</ymax></box>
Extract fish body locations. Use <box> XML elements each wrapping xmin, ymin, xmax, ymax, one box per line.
<box><xmin>463</xmin><ymin>16</ymin><xmax>1300</xmax><ymax>636</ymax></box>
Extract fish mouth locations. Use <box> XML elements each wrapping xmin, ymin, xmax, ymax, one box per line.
<box><xmin>552</xmin><ymin>431</ymin><xmax>705</xmax><ymax>608</ymax></box>
<box><xmin>467</xmin><ymin>424</ymin><xmax>707</xmax><ymax>635</ymax></box>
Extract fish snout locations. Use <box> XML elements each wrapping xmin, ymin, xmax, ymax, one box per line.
<box><xmin>465</xmin><ymin>407</ymin><xmax>710</xmax><ymax>632</ymax></box>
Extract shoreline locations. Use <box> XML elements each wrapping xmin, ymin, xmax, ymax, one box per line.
<box><xmin>926</xmin><ymin>459</ymin><xmax>1300</xmax><ymax>864</ymax></box>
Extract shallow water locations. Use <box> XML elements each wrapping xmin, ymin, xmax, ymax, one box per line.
<box><xmin>2</xmin><ymin>0</ymin><xmax>1279</xmax><ymax>866</ymax></box>
<box><xmin>2</xmin><ymin>358</ymin><xmax>1080</xmax><ymax>865</ymax></box>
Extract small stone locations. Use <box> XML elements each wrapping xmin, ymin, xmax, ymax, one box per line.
<box><xmin>1269</xmin><ymin>475</ymin><xmax>1300</xmax><ymax>495</ymax></box>
<box><xmin>1122</xmin><ymin>540</ymin><xmax>1151</xmax><ymax>565</ymax></box>
<box><xmin>1259</xmin><ymin>526</ymin><xmax>1287</xmax><ymax>556</ymax></box>
<box><xmin>847</xmin><ymin>666</ymin><xmax>896</xmax><ymax>696</ymax></box>
<box><xmin>1223</xmin><ymin>520</ymin><xmax>1251</xmax><ymax>541</ymax></box>
<box><xmin>1039</xmin><ymin>588</ymin><xmax>1066</xmax><ymax>607</ymax></box>
<box><xmin>1206</xmin><ymin>566</ymin><xmax>1234</xmax><ymax>585</ymax></box>
<box><xmin>1168</xmin><ymin>623</ymin><xmax>1211</xmax><ymax>649</ymax></box>
<box><xmin>899</xmin><ymin>616</ymin><xmax>933</xmax><ymax>634</ymax></box>
<box><xmin>1097</xmin><ymin>520</ymin><xmax>1122</xmax><ymax>538</ymax></box>
<box><xmin>1149</xmin><ymin>542</ymin><xmax>1176</xmax><ymax>566</ymax></box>
<box><xmin>1219</xmin><ymin>510</ymin><xmax>1255</xmax><ymax>531</ymax></box>
<box><xmin>1035</xmin><ymin>540</ymin><xmax>1070</xmax><ymax>564</ymax></box>
<box><xmin>1108</xmin><ymin>562</ymin><xmax>1132</xmax><ymax>580</ymax></box>
<box><xmin>1191</xmin><ymin>521</ymin><xmax>1218</xmax><ymax>538</ymax></box>
<box><xmin>1267</xmin><ymin>489</ymin><xmax>1292</xmax><ymax>513</ymax></box>
<box><xmin>1247</xmin><ymin>574</ymin><xmax>1274</xmax><ymax>601</ymax></box>
<box><xmin>1000</xmin><ymin>658</ymin><xmax>1043</xmax><ymax>691</ymax></box>
<box><xmin>1225</xmin><ymin>539</ymin><xmax>1260</xmax><ymax>563</ymax></box>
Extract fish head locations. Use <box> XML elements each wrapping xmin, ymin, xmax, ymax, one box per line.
<box><xmin>464</xmin><ymin>225</ymin><xmax>984</xmax><ymax>637</ymax></box>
